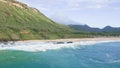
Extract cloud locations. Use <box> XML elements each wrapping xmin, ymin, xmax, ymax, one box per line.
<box><xmin>19</xmin><ymin>0</ymin><xmax>120</xmax><ymax>11</ymax></box>
<box><xmin>67</xmin><ymin>0</ymin><xmax>109</xmax><ymax>9</ymax></box>
<box><xmin>86</xmin><ymin>4</ymin><xmax>105</xmax><ymax>9</ymax></box>
<box><xmin>50</xmin><ymin>11</ymin><xmax>80</xmax><ymax>25</ymax></box>
<box><xmin>53</xmin><ymin>0</ymin><xmax>120</xmax><ymax>10</ymax></box>
<box><xmin>18</xmin><ymin>0</ymin><xmax>120</xmax><ymax>27</ymax></box>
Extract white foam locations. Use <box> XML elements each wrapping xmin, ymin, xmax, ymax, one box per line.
<box><xmin>0</xmin><ymin>42</ymin><xmax>80</xmax><ymax>52</ymax></box>
<box><xmin>0</xmin><ymin>40</ymin><xmax>120</xmax><ymax>52</ymax></box>
<box><xmin>79</xmin><ymin>40</ymin><xmax>120</xmax><ymax>45</ymax></box>
<box><xmin>108</xmin><ymin>60</ymin><xmax>120</xmax><ymax>63</ymax></box>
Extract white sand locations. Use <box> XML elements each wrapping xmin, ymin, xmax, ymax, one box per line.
<box><xmin>0</xmin><ymin>37</ymin><xmax>120</xmax><ymax>52</ymax></box>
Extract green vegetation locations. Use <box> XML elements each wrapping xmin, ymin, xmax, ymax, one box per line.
<box><xmin>0</xmin><ymin>0</ymin><xmax>119</xmax><ymax>41</ymax></box>
<box><xmin>72</xmin><ymin>31</ymin><xmax>120</xmax><ymax>38</ymax></box>
<box><xmin>70</xmin><ymin>25</ymin><xmax>120</xmax><ymax>38</ymax></box>
<box><xmin>0</xmin><ymin>0</ymin><xmax>74</xmax><ymax>41</ymax></box>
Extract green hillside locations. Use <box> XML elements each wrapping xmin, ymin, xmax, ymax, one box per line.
<box><xmin>0</xmin><ymin>0</ymin><xmax>73</xmax><ymax>41</ymax></box>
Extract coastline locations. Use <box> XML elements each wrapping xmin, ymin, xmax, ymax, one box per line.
<box><xmin>0</xmin><ymin>37</ymin><xmax>120</xmax><ymax>52</ymax></box>
<box><xmin>20</xmin><ymin>37</ymin><xmax>120</xmax><ymax>46</ymax></box>
<box><xmin>20</xmin><ymin>37</ymin><xmax>120</xmax><ymax>43</ymax></box>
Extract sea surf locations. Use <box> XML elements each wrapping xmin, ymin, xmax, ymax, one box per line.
<box><xmin>0</xmin><ymin>40</ymin><xmax>120</xmax><ymax>68</ymax></box>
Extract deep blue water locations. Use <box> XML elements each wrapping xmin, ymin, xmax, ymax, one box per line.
<box><xmin>0</xmin><ymin>42</ymin><xmax>120</xmax><ymax>68</ymax></box>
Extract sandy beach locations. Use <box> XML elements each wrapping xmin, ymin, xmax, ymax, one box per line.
<box><xmin>21</xmin><ymin>37</ymin><xmax>120</xmax><ymax>43</ymax></box>
<box><xmin>0</xmin><ymin>37</ymin><xmax>120</xmax><ymax>52</ymax></box>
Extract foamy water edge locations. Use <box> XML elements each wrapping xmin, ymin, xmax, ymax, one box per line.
<box><xmin>0</xmin><ymin>40</ymin><xmax>120</xmax><ymax>52</ymax></box>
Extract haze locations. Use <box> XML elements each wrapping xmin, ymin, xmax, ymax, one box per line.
<box><xmin>19</xmin><ymin>0</ymin><xmax>120</xmax><ymax>28</ymax></box>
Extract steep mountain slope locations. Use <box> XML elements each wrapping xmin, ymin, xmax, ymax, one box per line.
<box><xmin>0</xmin><ymin>0</ymin><xmax>72</xmax><ymax>41</ymax></box>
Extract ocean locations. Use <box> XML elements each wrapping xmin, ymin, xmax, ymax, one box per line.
<box><xmin>0</xmin><ymin>41</ymin><xmax>120</xmax><ymax>68</ymax></box>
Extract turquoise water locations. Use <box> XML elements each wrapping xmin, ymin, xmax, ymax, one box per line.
<box><xmin>0</xmin><ymin>42</ymin><xmax>120</xmax><ymax>68</ymax></box>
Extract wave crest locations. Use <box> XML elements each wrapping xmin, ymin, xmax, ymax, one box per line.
<box><xmin>0</xmin><ymin>40</ymin><xmax>120</xmax><ymax>52</ymax></box>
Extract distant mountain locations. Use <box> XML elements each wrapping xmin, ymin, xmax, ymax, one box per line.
<box><xmin>0</xmin><ymin>0</ymin><xmax>72</xmax><ymax>41</ymax></box>
<box><xmin>69</xmin><ymin>25</ymin><xmax>101</xmax><ymax>32</ymax></box>
<box><xmin>69</xmin><ymin>25</ymin><xmax>120</xmax><ymax>33</ymax></box>
<box><xmin>1</xmin><ymin>0</ymin><xmax>119</xmax><ymax>41</ymax></box>
<box><xmin>102</xmin><ymin>26</ymin><xmax>120</xmax><ymax>32</ymax></box>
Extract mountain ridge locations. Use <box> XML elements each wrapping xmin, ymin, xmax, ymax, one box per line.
<box><xmin>69</xmin><ymin>24</ymin><xmax>120</xmax><ymax>32</ymax></box>
<box><xmin>0</xmin><ymin>0</ymin><xmax>119</xmax><ymax>41</ymax></box>
<box><xmin>0</xmin><ymin>0</ymin><xmax>73</xmax><ymax>41</ymax></box>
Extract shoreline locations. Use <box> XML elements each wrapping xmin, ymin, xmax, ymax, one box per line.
<box><xmin>0</xmin><ymin>37</ymin><xmax>120</xmax><ymax>52</ymax></box>
<box><xmin>20</xmin><ymin>37</ymin><xmax>120</xmax><ymax>43</ymax></box>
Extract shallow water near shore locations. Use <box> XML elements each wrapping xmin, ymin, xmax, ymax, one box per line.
<box><xmin>0</xmin><ymin>42</ymin><xmax>120</xmax><ymax>68</ymax></box>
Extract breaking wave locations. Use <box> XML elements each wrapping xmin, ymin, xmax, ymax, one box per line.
<box><xmin>0</xmin><ymin>40</ymin><xmax>120</xmax><ymax>52</ymax></box>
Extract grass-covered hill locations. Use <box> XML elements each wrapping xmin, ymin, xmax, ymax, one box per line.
<box><xmin>0</xmin><ymin>0</ymin><xmax>74</xmax><ymax>41</ymax></box>
<box><xmin>1</xmin><ymin>0</ymin><xmax>119</xmax><ymax>41</ymax></box>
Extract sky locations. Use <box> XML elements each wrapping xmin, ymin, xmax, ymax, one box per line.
<box><xmin>18</xmin><ymin>0</ymin><xmax>120</xmax><ymax>28</ymax></box>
